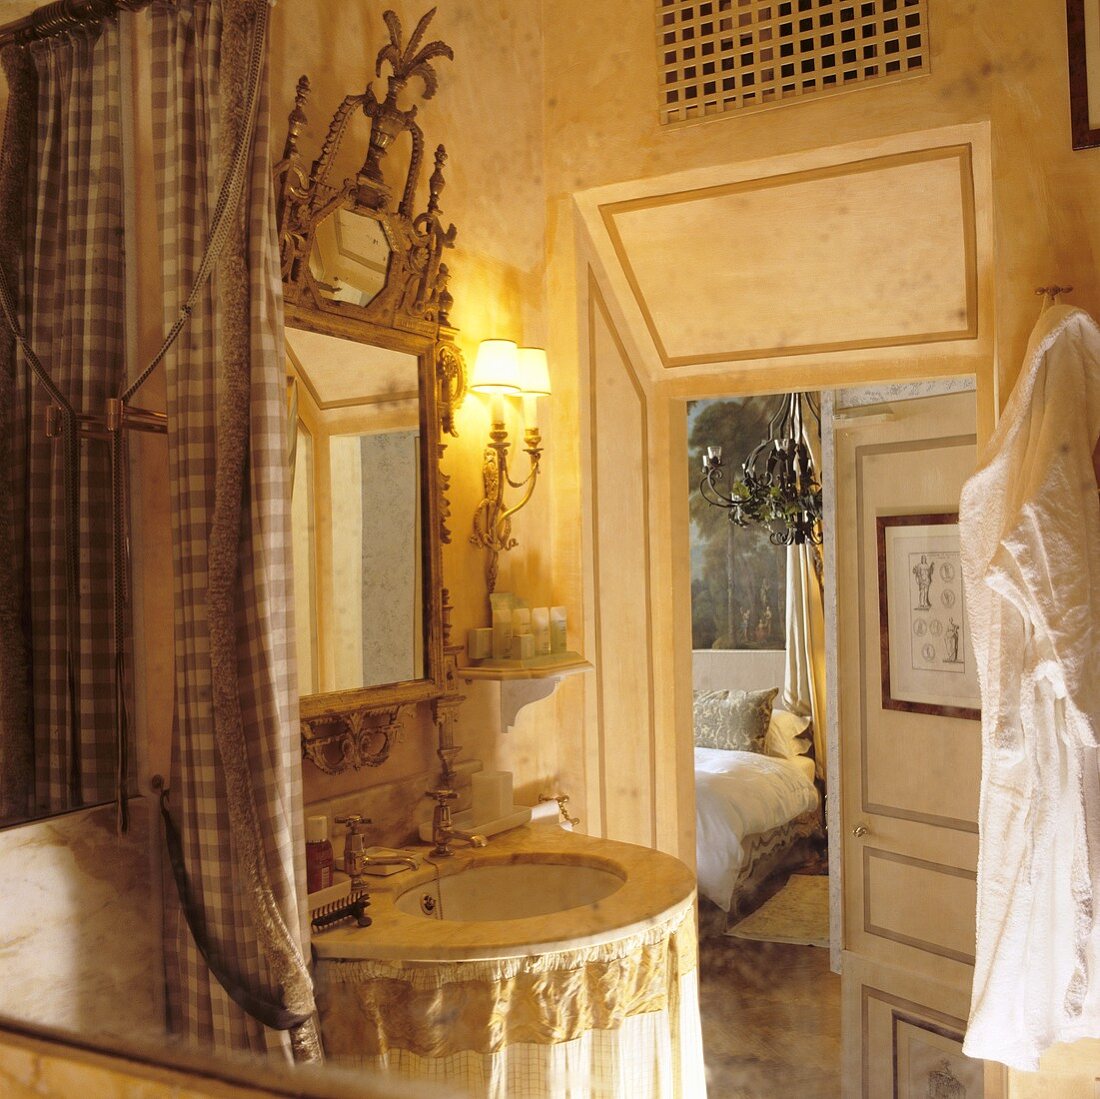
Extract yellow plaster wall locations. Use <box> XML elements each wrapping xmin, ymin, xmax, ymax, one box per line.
<box><xmin>536</xmin><ymin>0</ymin><xmax>1100</xmax><ymax>866</ymax></box>
<box><xmin>266</xmin><ymin>0</ymin><xmax>574</xmax><ymax>808</ymax></box>
<box><xmin>538</xmin><ymin>5</ymin><xmax>1100</xmax><ymax>1091</ymax></box>
<box><xmin>542</xmin><ymin>0</ymin><xmax>1100</xmax><ymax>395</ymax></box>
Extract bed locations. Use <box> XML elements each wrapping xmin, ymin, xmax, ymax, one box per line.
<box><xmin>693</xmin><ymin>689</ymin><xmax>822</xmax><ymax>919</ymax></box>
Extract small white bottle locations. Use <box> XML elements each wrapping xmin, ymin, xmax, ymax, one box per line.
<box><xmin>532</xmin><ymin>607</ymin><xmax>551</xmax><ymax>656</ymax></box>
<box><xmin>550</xmin><ymin>606</ymin><xmax>567</xmax><ymax>654</ymax></box>
<box><xmin>491</xmin><ymin>607</ymin><xmax>513</xmax><ymax>660</ymax></box>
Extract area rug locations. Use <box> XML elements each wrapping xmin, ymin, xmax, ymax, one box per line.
<box><xmin>726</xmin><ymin>874</ymin><xmax>830</xmax><ymax>948</ymax></box>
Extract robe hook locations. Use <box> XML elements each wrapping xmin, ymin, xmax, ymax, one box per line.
<box><xmin>1035</xmin><ymin>284</ymin><xmax>1074</xmax><ymax>298</ymax></box>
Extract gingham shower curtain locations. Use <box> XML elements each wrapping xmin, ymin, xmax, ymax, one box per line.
<box><xmin>0</xmin><ymin>22</ymin><xmax>127</xmax><ymax>820</ymax></box>
<box><xmin>152</xmin><ymin>0</ymin><xmax>319</xmax><ymax>1060</ymax></box>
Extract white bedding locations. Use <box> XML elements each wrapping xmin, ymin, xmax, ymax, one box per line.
<box><xmin>695</xmin><ymin>747</ymin><xmax>819</xmax><ymax>911</ymax></box>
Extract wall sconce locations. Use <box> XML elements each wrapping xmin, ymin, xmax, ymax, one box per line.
<box><xmin>469</xmin><ymin>339</ymin><xmax>551</xmax><ymax>592</ymax></box>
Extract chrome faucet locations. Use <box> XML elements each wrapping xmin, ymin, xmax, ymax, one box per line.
<box><xmin>335</xmin><ymin>814</ymin><xmax>372</xmax><ymax>887</ymax></box>
<box><xmin>425</xmin><ymin>785</ymin><xmax>488</xmax><ymax>857</ymax></box>
<box><xmin>336</xmin><ymin>814</ymin><xmax>419</xmax><ymax>885</ymax></box>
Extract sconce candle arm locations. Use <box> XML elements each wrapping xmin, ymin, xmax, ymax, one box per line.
<box><xmin>470</xmin><ymin>420</ymin><xmax>544</xmax><ymax>592</ymax></box>
<box><xmin>497</xmin><ymin>458</ymin><xmax>541</xmax><ymax>524</ymax></box>
<box><xmin>502</xmin><ymin>429</ymin><xmax>543</xmax><ymax>493</ymax></box>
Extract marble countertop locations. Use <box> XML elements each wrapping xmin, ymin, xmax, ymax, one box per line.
<box><xmin>310</xmin><ymin>825</ymin><xmax>697</xmax><ymax>962</ymax></box>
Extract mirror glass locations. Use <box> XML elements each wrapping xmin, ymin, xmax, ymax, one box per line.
<box><xmin>308</xmin><ymin>207</ymin><xmax>392</xmax><ymax>309</ymax></box>
<box><xmin>285</xmin><ymin>326</ymin><xmax>425</xmax><ymax>696</ymax></box>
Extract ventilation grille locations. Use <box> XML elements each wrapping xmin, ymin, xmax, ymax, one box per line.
<box><xmin>658</xmin><ymin>0</ymin><xmax>929</xmax><ymax>126</ymax></box>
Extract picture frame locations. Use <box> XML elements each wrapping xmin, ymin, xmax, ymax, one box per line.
<box><xmin>1067</xmin><ymin>0</ymin><xmax>1100</xmax><ymax>150</ymax></box>
<box><xmin>892</xmin><ymin>1012</ymin><xmax>982</xmax><ymax>1099</ymax></box>
<box><xmin>876</xmin><ymin>513</ymin><xmax>981</xmax><ymax>721</ymax></box>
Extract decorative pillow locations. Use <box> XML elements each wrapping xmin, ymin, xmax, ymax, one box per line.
<box><xmin>693</xmin><ymin>687</ymin><xmax>778</xmax><ymax>753</ymax></box>
<box><xmin>764</xmin><ymin>709</ymin><xmax>813</xmax><ymax>760</ymax></box>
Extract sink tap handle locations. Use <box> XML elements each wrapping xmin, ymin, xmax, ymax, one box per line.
<box><xmin>335</xmin><ymin>815</ymin><xmax>372</xmax><ymax>872</ymax></box>
<box><xmin>335</xmin><ymin>815</ymin><xmax>375</xmax><ymax>885</ymax></box>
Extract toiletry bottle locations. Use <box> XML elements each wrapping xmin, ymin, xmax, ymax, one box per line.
<box><xmin>305</xmin><ymin>815</ymin><xmax>334</xmax><ymax>894</ymax></box>
<box><xmin>492</xmin><ymin>606</ymin><xmax>513</xmax><ymax>659</ymax></box>
<box><xmin>550</xmin><ymin>606</ymin><xmax>567</xmax><ymax>653</ymax></box>
<box><xmin>532</xmin><ymin>607</ymin><xmax>551</xmax><ymax>656</ymax></box>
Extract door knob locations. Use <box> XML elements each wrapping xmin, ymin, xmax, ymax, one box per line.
<box><xmin>852</xmin><ymin>823</ymin><xmax>869</xmax><ymax>837</ymax></box>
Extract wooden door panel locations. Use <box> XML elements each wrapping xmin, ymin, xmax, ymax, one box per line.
<box><xmin>852</xmin><ymin>442</ymin><xmax>981</xmax><ymax>833</ymax></box>
<box><xmin>836</xmin><ymin>391</ymin><xmax>981</xmax><ymax>1092</ymax></box>
<box><xmin>844</xmin><ymin>952</ymin><xmax>984</xmax><ymax>1099</ymax></box>
<box><xmin>863</xmin><ymin>847</ymin><xmax>976</xmax><ymax>965</ymax></box>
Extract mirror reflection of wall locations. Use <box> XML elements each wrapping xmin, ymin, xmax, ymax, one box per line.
<box><xmin>328</xmin><ymin>429</ymin><xmax>423</xmax><ymax>688</ymax></box>
<box><xmin>285</xmin><ymin>328</ymin><xmax>424</xmax><ymax>697</ymax></box>
<box><xmin>308</xmin><ymin>207</ymin><xmax>391</xmax><ymax>308</ymax></box>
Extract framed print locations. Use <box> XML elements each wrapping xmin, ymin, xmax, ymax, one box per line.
<box><xmin>893</xmin><ymin>1014</ymin><xmax>983</xmax><ymax>1099</ymax></box>
<box><xmin>876</xmin><ymin>513</ymin><xmax>981</xmax><ymax>721</ymax></box>
<box><xmin>1067</xmin><ymin>0</ymin><xmax>1100</xmax><ymax>149</ymax></box>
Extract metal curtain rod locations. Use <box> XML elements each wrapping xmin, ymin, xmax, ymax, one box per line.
<box><xmin>0</xmin><ymin>0</ymin><xmax>152</xmax><ymax>50</ymax></box>
<box><xmin>45</xmin><ymin>399</ymin><xmax>167</xmax><ymax>440</ymax></box>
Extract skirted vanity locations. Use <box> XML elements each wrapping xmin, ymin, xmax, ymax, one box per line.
<box><xmin>311</xmin><ymin>825</ymin><xmax>706</xmax><ymax>1099</ymax></box>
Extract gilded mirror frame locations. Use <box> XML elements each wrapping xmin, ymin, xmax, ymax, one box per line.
<box><xmin>273</xmin><ymin>8</ymin><xmax>466</xmax><ymax>774</ymax></box>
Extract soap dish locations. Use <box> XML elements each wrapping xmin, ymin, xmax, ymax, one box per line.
<box><xmin>417</xmin><ymin>804</ymin><xmax>532</xmax><ymax>842</ymax></box>
<box><xmin>360</xmin><ymin>846</ymin><xmax>420</xmax><ymax>876</ymax></box>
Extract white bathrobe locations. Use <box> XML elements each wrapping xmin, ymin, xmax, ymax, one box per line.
<box><xmin>960</xmin><ymin>305</ymin><xmax>1100</xmax><ymax>1070</ymax></box>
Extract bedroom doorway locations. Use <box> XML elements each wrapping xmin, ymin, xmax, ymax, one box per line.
<box><xmin>687</xmin><ymin>391</ymin><xmax>838</xmax><ymax>1096</ymax></box>
<box><xmin>685</xmin><ymin>384</ymin><xmax>981</xmax><ymax>1097</ymax></box>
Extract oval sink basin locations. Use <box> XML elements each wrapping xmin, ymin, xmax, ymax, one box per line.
<box><xmin>396</xmin><ymin>861</ymin><xmax>624</xmax><ymax>922</ymax></box>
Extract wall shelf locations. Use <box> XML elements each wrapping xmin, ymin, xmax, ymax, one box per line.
<box><xmin>461</xmin><ymin>653</ymin><xmax>591</xmax><ymax>731</ymax></box>
<box><xmin>461</xmin><ymin>652</ymin><xmax>589</xmax><ymax>681</ymax></box>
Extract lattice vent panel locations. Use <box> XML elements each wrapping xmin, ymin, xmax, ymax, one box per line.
<box><xmin>658</xmin><ymin>0</ymin><xmax>929</xmax><ymax>125</ymax></box>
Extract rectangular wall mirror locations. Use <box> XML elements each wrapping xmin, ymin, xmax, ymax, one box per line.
<box><xmin>287</xmin><ymin>329</ymin><xmax>425</xmax><ymax>698</ymax></box>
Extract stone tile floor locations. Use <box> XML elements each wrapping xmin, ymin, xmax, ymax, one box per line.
<box><xmin>696</xmin><ymin>864</ymin><xmax>842</xmax><ymax>1098</ymax></box>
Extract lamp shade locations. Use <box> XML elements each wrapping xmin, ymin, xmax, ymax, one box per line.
<box><xmin>517</xmin><ymin>347</ymin><xmax>551</xmax><ymax>396</ymax></box>
<box><xmin>471</xmin><ymin>339</ymin><xmax>521</xmax><ymax>394</ymax></box>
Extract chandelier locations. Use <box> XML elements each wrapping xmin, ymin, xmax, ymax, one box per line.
<box><xmin>699</xmin><ymin>392</ymin><xmax>823</xmax><ymax>546</ymax></box>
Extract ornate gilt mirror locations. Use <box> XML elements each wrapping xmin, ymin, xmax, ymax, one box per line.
<box><xmin>274</xmin><ymin>8</ymin><xmax>466</xmax><ymax>775</ymax></box>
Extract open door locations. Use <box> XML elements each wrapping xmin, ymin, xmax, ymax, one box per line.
<box><xmin>835</xmin><ymin>390</ymin><xmax>985</xmax><ymax>1096</ymax></box>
